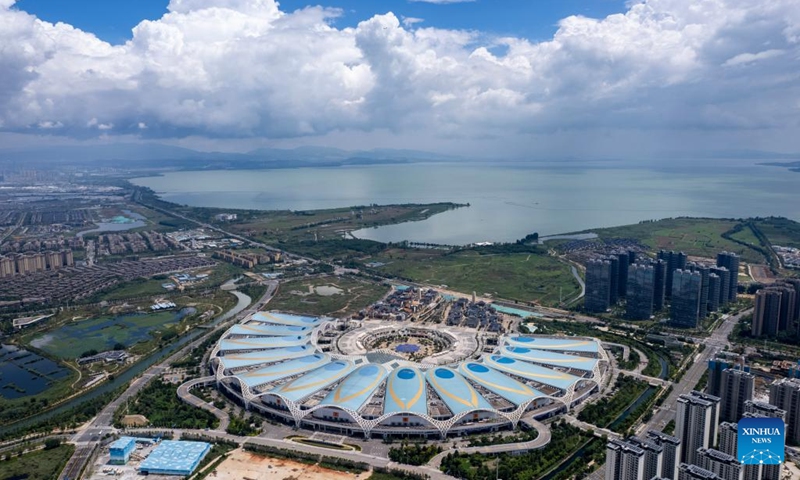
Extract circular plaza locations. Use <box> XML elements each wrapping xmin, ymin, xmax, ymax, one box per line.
<box><xmin>209</xmin><ymin>311</ymin><xmax>608</xmax><ymax>439</ymax></box>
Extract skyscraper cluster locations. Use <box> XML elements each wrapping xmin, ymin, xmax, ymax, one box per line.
<box><xmin>751</xmin><ymin>278</ymin><xmax>800</xmax><ymax>337</ymax></box>
<box><xmin>585</xmin><ymin>249</ymin><xmax>739</xmax><ymax>328</ymax></box>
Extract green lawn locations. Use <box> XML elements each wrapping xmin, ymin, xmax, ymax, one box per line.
<box><xmin>268</xmin><ymin>275</ymin><xmax>390</xmax><ymax>317</ymax></box>
<box><xmin>0</xmin><ymin>444</ymin><xmax>75</xmax><ymax>480</ymax></box>
<box><xmin>366</xmin><ymin>249</ymin><xmax>580</xmax><ymax>306</ymax></box>
<box><xmin>576</xmin><ymin>218</ymin><xmax>764</xmax><ymax>263</ymax></box>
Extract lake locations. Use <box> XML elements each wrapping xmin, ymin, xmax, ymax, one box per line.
<box><xmin>131</xmin><ymin>162</ymin><xmax>800</xmax><ymax>245</ymax></box>
<box><xmin>0</xmin><ymin>345</ymin><xmax>72</xmax><ymax>400</ymax></box>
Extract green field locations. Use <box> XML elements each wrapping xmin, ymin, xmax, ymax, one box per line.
<box><xmin>753</xmin><ymin>217</ymin><xmax>800</xmax><ymax>250</ymax></box>
<box><xmin>576</xmin><ymin>218</ymin><xmax>765</xmax><ymax>263</ymax></box>
<box><xmin>364</xmin><ymin>249</ymin><xmax>580</xmax><ymax>306</ymax></box>
<box><xmin>0</xmin><ymin>444</ymin><xmax>75</xmax><ymax>480</ymax></box>
<box><xmin>27</xmin><ymin>311</ymin><xmax>183</xmax><ymax>359</ymax></box>
<box><xmin>268</xmin><ymin>275</ymin><xmax>390</xmax><ymax>317</ymax></box>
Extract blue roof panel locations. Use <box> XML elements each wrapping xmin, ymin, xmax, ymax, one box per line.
<box><xmin>237</xmin><ymin>354</ymin><xmax>330</xmax><ymax>388</ymax></box>
<box><xmin>272</xmin><ymin>360</ymin><xmax>355</xmax><ymax>402</ymax></box>
<box><xmin>229</xmin><ymin>323</ymin><xmax>310</xmax><ymax>337</ymax></box>
<box><xmin>500</xmin><ymin>345</ymin><xmax>597</xmax><ymax>372</ymax></box>
<box><xmin>321</xmin><ymin>364</ymin><xmax>388</xmax><ymax>412</ymax></box>
<box><xmin>383</xmin><ymin>367</ymin><xmax>428</xmax><ymax>416</ymax></box>
<box><xmin>138</xmin><ymin>441</ymin><xmax>211</xmax><ymax>475</ymax></box>
<box><xmin>216</xmin><ymin>345</ymin><xmax>315</xmax><ymax>370</ymax></box>
<box><xmin>218</xmin><ymin>335</ymin><xmax>308</xmax><ymax>352</ymax></box>
<box><xmin>251</xmin><ymin>311</ymin><xmax>326</xmax><ymax>327</ymax></box>
<box><xmin>425</xmin><ymin>367</ymin><xmax>493</xmax><ymax>415</ymax></box>
<box><xmin>457</xmin><ymin>362</ymin><xmax>544</xmax><ymax>405</ymax></box>
<box><xmin>483</xmin><ymin>355</ymin><xmax>581</xmax><ymax>390</ymax></box>
<box><xmin>505</xmin><ymin>336</ymin><xmax>599</xmax><ymax>353</ymax></box>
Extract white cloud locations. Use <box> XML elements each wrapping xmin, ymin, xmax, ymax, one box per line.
<box><xmin>1</xmin><ymin>0</ymin><xmax>799</xmax><ymax>155</ymax></box>
<box><xmin>401</xmin><ymin>16</ymin><xmax>424</xmax><ymax>28</ymax></box>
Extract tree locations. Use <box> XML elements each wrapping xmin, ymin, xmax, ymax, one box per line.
<box><xmin>44</xmin><ymin>438</ymin><xmax>61</xmax><ymax>450</ymax></box>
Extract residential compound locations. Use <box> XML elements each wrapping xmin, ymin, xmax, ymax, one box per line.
<box><xmin>585</xmin><ymin>249</ymin><xmax>740</xmax><ymax>327</ymax></box>
<box><xmin>751</xmin><ymin>278</ymin><xmax>800</xmax><ymax>337</ymax></box>
<box><xmin>0</xmin><ymin>249</ymin><xmax>73</xmax><ymax>277</ymax></box>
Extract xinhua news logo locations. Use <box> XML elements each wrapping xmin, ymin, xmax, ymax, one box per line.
<box><xmin>738</xmin><ymin>417</ymin><xmax>785</xmax><ymax>465</ymax></box>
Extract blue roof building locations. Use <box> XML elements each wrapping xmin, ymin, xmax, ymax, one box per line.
<box><xmin>109</xmin><ymin>437</ymin><xmax>136</xmax><ymax>465</ymax></box>
<box><xmin>138</xmin><ymin>441</ymin><xmax>211</xmax><ymax>476</ymax></box>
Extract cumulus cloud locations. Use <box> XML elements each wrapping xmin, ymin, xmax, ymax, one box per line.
<box><xmin>1</xmin><ymin>0</ymin><xmax>799</xmax><ymax>153</ymax></box>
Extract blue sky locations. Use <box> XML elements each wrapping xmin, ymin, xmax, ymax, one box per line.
<box><xmin>16</xmin><ymin>0</ymin><xmax>628</xmax><ymax>45</ymax></box>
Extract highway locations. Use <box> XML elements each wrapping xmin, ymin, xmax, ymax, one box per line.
<box><xmin>641</xmin><ymin>309</ymin><xmax>751</xmax><ymax>434</ymax></box>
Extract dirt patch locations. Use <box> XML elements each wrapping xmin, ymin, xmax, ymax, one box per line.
<box><xmin>750</xmin><ymin>264</ymin><xmax>776</xmax><ymax>284</ymax></box>
<box><xmin>212</xmin><ymin>450</ymin><xmax>370</xmax><ymax>480</ymax></box>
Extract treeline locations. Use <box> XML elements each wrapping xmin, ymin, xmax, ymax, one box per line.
<box><xmin>114</xmin><ymin>378</ymin><xmax>218</xmax><ymax>430</ymax></box>
<box><xmin>225</xmin><ymin>414</ymin><xmax>260</xmax><ymax>436</ymax></box>
<box><xmin>439</xmin><ymin>421</ymin><xmax>591</xmax><ymax>480</ymax></box>
<box><xmin>577</xmin><ymin>375</ymin><xmax>650</xmax><ymax>430</ymax></box>
<box><xmin>467</xmin><ymin>427</ymin><xmax>538</xmax><ymax>447</ymax></box>
<box><xmin>371</xmin><ymin>467</ymin><xmax>430</xmax><ymax>480</ymax></box>
<box><xmin>388</xmin><ymin>442</ymin><xmax>442</xmax><ymax>465</ymax></box>
<box><xmin>1</xmin><ymin>384</ymin><xmax>127</xmax><ymax>440</ymax></box>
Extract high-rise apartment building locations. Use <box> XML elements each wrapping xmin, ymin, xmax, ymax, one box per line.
<box><xmin>710</xmin><ymin>267</ymin><xmax>730</xmax><ymax>307</ymax></box>
<box><xmin>718</xmin><ymin>422</ymin><xmax>738</xmax><ymax>457</ymax></box>
<box><xmin>586</xmin><ymin>257</ymin><xmax>612</xmax><ymax>313</ymax></box>
<box><xmin>716</xmin><ymin>252</ymin><xmax>739</xmax><ymax>302</ymax></box>
<box><xmin>678</xmin><ymin>463</ymin><xmax>720</xmax><ymax>480</ymax></box>
<box><xmin>696</xmin><ymin>448</ymin><xmax>743</xmax><ymax>480</ymax></box>
<box><xmin>615</xmin><ymin>251</ymin><xmax>630</xmax><ymax>299</ymax></box>
<box><xmin>627</xmin><ymin>436</ymin><xmax>664</xmax><ymax>480</ymax></box>
<box><xmin>707</xmin><ymin>352</ymin><xmax>748</xmax><ymax>397</ymax></box>
<box><xmin>752</xmin><ymin>288</ymin><xmax>784</xmax><ymax>337</ymax></box>
<box><xmin>671</xmin><ymin>269</ymin><xmax>702</xmax><ymax>328</ymax></box>
<box><xmin>647</xmin><ymin>430</ymin><xmax>683</xmax><ymax>480</ymax></box>
<box><xmin>768</xmin><ymin>378</ymin><xmax>800</xmax><ymax>445</ymax></box>
<box><xmin>605</xmin><ymin>439</ymin><xmax>646</xmax><ymax>480</ymax></box>
<box><xmin>676</xmin><ymin>391</ymin><xmax>721</xmax><ymax>465</ymax></box>
<box><xmin>627</xmin><ymin>263</ymin><xmax>655</xmax><ymax>320</ymax></box>
<box><xmin>743</xmin><ymin>400</ymin><xmax>786</xmax><ymax>420</ymax></box>
<box><xmin>608</xmin><ymin>255</ymin><xmax>620</xmax><ymax>305</ymax></box>
<box><xmin>719</xmin><ymin>368</ymin><xmax>754</xmax><ymax>423</ymax></box>
<box><xmin>659</xmin><ymin>250</ymin><xmax>687</xmax><ymax>298</ymax></box>
<box><xmin>653</xmin><ymin>259</ymin><xmax>667</xmax><ymax>311</ymax></box>
<box><xmin>688</xmin><ymin>262</ymin><xmax>711</xmax><ymax>319</ymax></box>
<box><xmin>708</xmin><ymin>273</ymin><xmax>721</xmax><ymax>313</ymax></box>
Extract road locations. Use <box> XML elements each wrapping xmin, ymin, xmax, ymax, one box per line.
<box><xmin>176</xmin><ymin>376</ymin><xmax>230</xmax><ymax>431</ymax></box>
<box><xmin>57</xmin><ymin>284</ymin><xmax>277</xmax><ymax>480</ymax></box>
<box><xmin>641</xmin><ymin>309</ymin><xmax>751</xmax><ymax>433</ymax></box>
<box><xmin>428</xmin><ymin>418</ymin><xmax>551</xmax><ymax>469</ymax></box>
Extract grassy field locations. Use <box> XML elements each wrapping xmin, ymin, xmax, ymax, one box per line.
<box><xmin>364</xmin><ymin>249</ymin><xmax>580</xmax><ymax>306</ymax></box>
<box><xmin>268</xmin><ymin>275</ymin><xmax>390</xmax><ymax>317</ymax></box>
<box><xmin>576</xmin><ymin>218</ymin><xmax>764</xmax><ymax>263</ymax></box>
<box><xmin>0</xmin><ymin>444</ymin><xmax>75</xmax><ymax>480</ymax></box>
<box><xmin>753</xmin><ymin>217</ymin><xmax>800</xmax><ymax>249</ymax></box>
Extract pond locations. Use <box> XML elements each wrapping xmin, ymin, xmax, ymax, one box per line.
<box><xmin>29</xmin><ymin>308</ymin><xmax>196</xmax><ymax>359</ymax></box>
<box><xmin>0</xmin><ymin>345</ymin><xmax>72</xmax><ymax>400</ymax></box>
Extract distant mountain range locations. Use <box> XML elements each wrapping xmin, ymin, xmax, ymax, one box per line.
<box><xmin>0</xmin><ymin>144</ymin><xmax>461</xmax><ymax>171</ymax></box>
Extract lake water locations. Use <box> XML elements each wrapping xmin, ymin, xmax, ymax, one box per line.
<box><xmin>0</xmin><ymin>344</ymin><xmax>71</xmax><ymax>400</ymax></box>
<box><xmin>131</xmin><ymin>162</ymin><xmax>800</xmax><ymax>245</ymax></box>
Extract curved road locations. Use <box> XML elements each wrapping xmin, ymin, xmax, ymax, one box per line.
<box><xmin>428</xmin><ymin>418</ymin><xmax>551</xmax><ymax>469</ymax></box>
<box><xmin>177</xmin><ymin>376</ymin><xmax>230</xmax><ymax>431</ymax></box>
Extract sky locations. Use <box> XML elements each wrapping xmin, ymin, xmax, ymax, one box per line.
<box><xmin>2</xmin><ymin>0</ymin><xmax>800</xmax><ymax>158</ymax></box>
